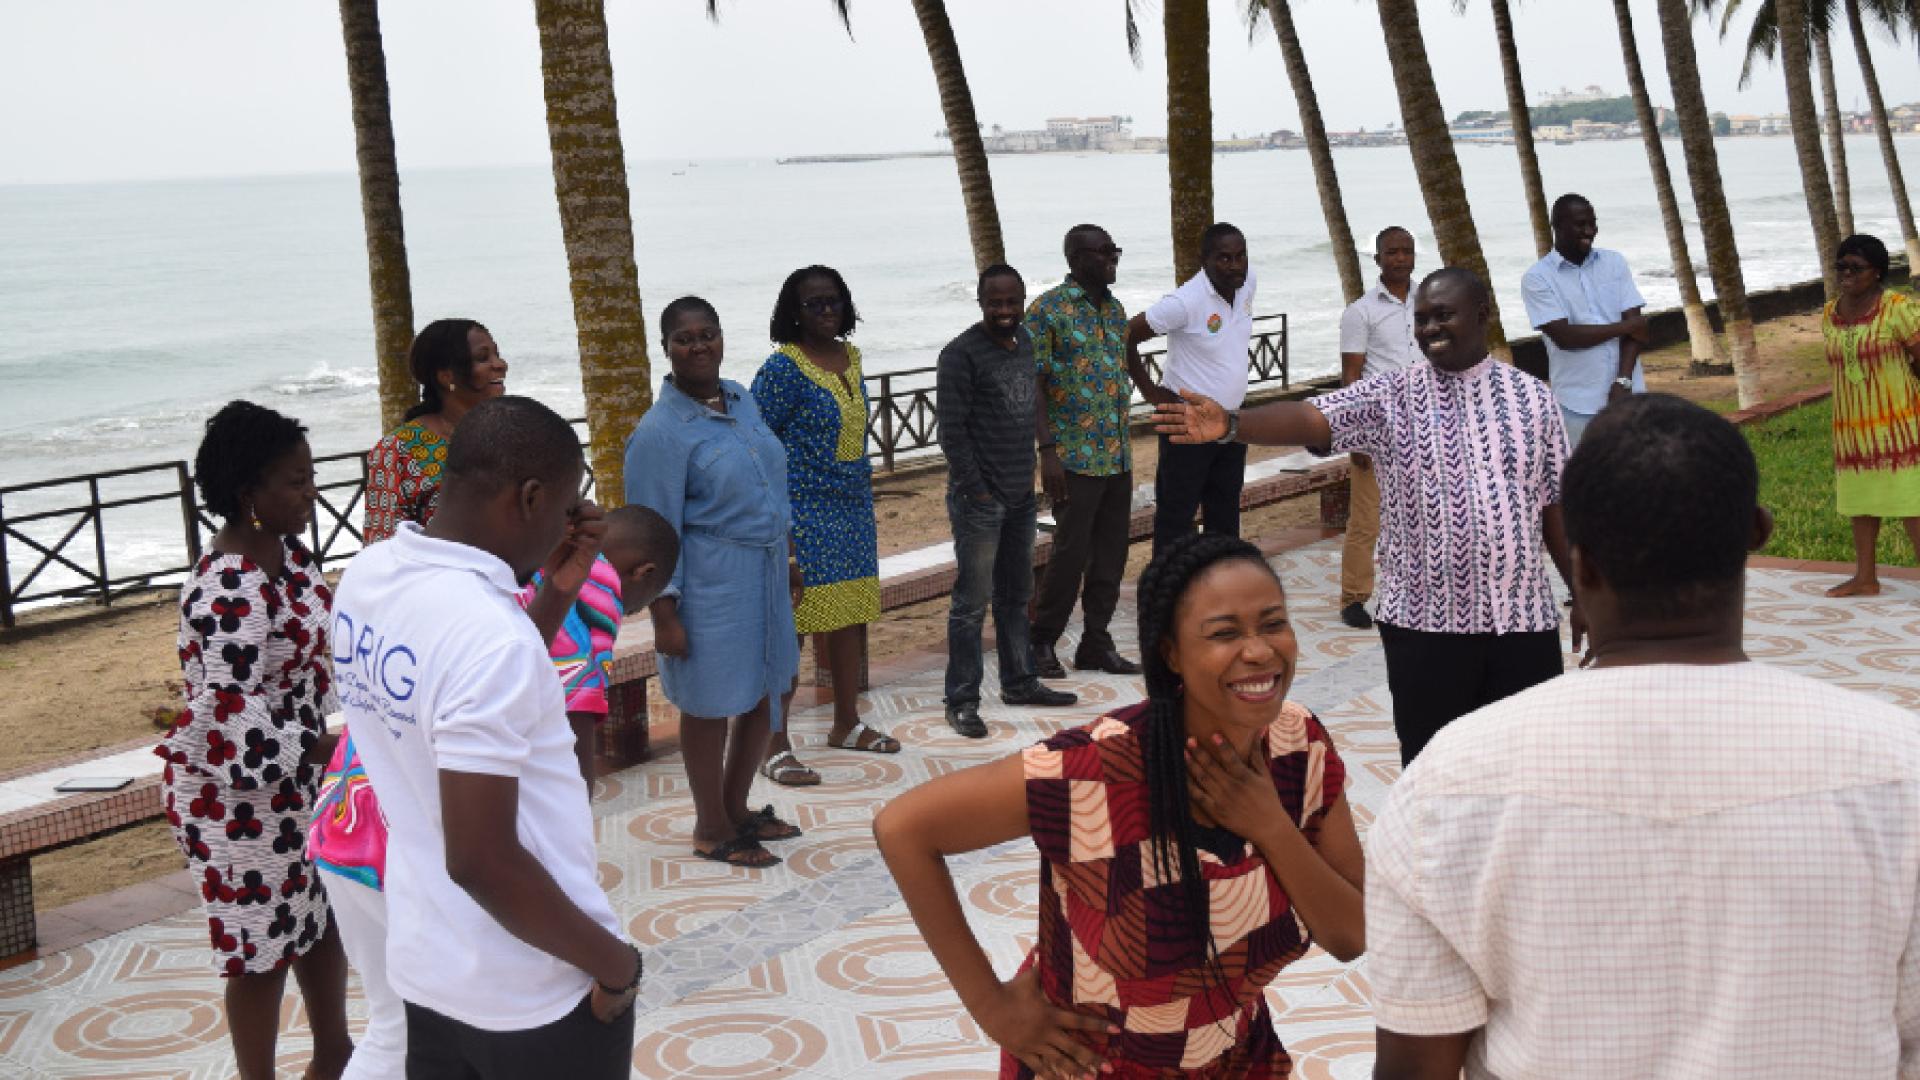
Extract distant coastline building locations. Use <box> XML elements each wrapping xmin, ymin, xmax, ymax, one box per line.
<box><xmin>978</xmin><ymin>116</ymin><xmax>1137</xmax><ymax>153</ymax></box>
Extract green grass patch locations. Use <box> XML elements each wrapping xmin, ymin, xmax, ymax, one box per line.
<box><xmin>1743</xmin><ymin>397</ymin><xmax>1918</xmax><ymax>564</ymax></box>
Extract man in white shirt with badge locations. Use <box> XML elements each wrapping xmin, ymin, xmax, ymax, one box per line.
<box><xmin>1521</xmin><ymin>193</ymin><xmax>1650</xmax><ymax>447</ymax></box>
<box><xmin>1125</xmin><ymin>222</ymin><xmax>1258</xmax><ymax>557</ymax></box>
<box><xmin>331</xmin><ymin>396</ymin><xmax>641</xmax><ymax>1078</ymax></box>
<box><xmin>1333</xmin><ymin>225</ymin><xmax>1421</xmax><ymax>630</ymax></box>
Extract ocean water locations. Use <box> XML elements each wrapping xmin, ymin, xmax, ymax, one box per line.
<box><xmin>1</xmin><ymin>134</ymin><xmax>1915</xmax><ymax>596</ymax></box>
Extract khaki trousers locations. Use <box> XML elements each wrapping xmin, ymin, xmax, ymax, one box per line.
<box><xmin>1339</xmin><ymin>457</ymin><xmax>1381</xmax><ymax>607</ymax></box>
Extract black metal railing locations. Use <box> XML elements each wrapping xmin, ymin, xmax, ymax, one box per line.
<box><xmin>0</xmin><ymin>317</ymin><xmax>1287</xmax><ymax>625</ymax></box>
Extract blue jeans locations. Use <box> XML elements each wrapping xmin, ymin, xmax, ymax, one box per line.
<box><xmin>944</xmin><ymin>491</ymin><xmax>1038</xmax><ymax>706</ymax></box>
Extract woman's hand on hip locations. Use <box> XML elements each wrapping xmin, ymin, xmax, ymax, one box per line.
<box><xmin>973</xmin><ymin>968</ymin><xmax>1113</xmax><ymax>1080</ymax></box>
<box><xmin>1185</xmin><ymin>732</ymin><xmax>1289</xmax><ymax>842</ymax></box>
<box><xmin>788</xmin><ymin>561</ymin><xmax>805</xmax><ymax>611</ymax></box>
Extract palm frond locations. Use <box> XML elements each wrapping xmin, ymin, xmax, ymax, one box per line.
<box><xmin>1126</xmin><ymin>0</ymin><xmax>1144</xmax><ymax>66</ymax></box>
<box><xmin>828</xmin><ymin>0</ymin><xmax>853</xmax><ymax>39</ymax></box>
<box><xmin>1242</xmin><ymin>0</ymin><xmax>1271</xmax><ymax>44</ymax></box>
<box><xmin>705</xmin><ymin>0</ymin><xmax>721</xmax><ymax>22</ymax></box>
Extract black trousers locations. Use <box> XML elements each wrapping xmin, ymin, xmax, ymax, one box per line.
<box><xmin>1377</xmin><ymin>621</ymin><xmax>1564</xmax><ymax>768</ymax></box>
<box><xmin>1034</xmin><ymin>470</ymin><xmax>1132</xmax><ymax>654</ymax></box>
<box><xmin>1153</xmin><ymin>436</ymin><xmax>1248</xmax><ymax>558</ymax></box>
<box><xmin>406</xmin><ymin>993</ymin><xmax>636</xmax><ymax>1080</ymax></box>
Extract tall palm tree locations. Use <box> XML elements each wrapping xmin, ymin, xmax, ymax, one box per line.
<box><xmin>911</xmin><ymin>0</ymin><xmax>1005</xmax><ymax>270</ymax></box>
<box><xmin>1722</xmin><ymin>0</ymin><xmax>1851</xmax><ymax>266</ymax></box>
<box><xmin>337</xmin><ymin>0</ymin><xmax>415</xmax><ymax>432</ymax></box>
<box><xmin>1654</xmin><ymin>0</ymin><xmax>1762</xmax><ymax>404</ymax></box>
<box><xmin>1814</xmin><ymin>28</ymin><xmax>1855</xmax><ymax>233</ymax></box>
<box><xmin>1611</xmin><ymin>0</ymin><xmax>1728</xmax><ymax>374</ymax></box>
<box><xmin>533</xmin><ymin>0</ymin><xmax>652</xmax><ymax>504</ymax></box>
<box><xmin>1775</xmin><ymin>0</ymin><xmax>1845</xmax><ymax>295</ymax></box>
<box><xmin>1462</xmin><ymin>0</ymin><xmax>1552</xmax><ymax>254</ymax></box>
<box><xmin>1248</xmin><ymin>0</ymin><xmax>1364</xmax><ymax>302</ymax></box>
<box><xmin>1844</xmin><ymin>0</ymin><xmax>1920</xmax><ymax>269</ymax></box>
<box><xmin>1373</xmin><ymin>0</ymin><xmax>1510</xmax><ymax>354</ymax></box>
<box><xmin>1162</xmin><ymin>0</ymin><xmax>1215</xmax><ymax>283</ymax></box>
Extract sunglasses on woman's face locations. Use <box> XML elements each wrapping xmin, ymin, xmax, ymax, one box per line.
<box><xmin>800</xmin><ymin>296</ymin><xmax>844</xmax><ymax>315</ymax></box>
<box><xmin>1835</xmin><ymin>260</ymin><xmax>1874</xmax><ymax>276</ymax></box>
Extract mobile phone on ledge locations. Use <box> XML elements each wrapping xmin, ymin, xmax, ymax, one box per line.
<box><xmin>54</xmin><ymin>777</ymin><xmax>134</xmax><ymax>794</ymax></box>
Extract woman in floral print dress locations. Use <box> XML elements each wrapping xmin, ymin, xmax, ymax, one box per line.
<box><xmin>158</xmin><ymin>401</ymin><xmax>352</xmax><ymax>1080</ymax></box>
<box><xmin>875</xmin><ymin>535</ymin><xmax>1366</xmax><ymax>1078</ymax></box>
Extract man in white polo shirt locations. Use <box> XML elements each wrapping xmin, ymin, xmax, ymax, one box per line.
<box><xmin>1521</xmin><ymin>193</ymin><xmax>1649</xmax><ymax>447</ymax></box>
<box><xmin>332</xmin><ymin>396</ymin><xmax>641</xmax><ymax>1078</ymax></box>
<box><xmin>1126</xmin><ymin>222</ymin><xmax>1257</xmax><ymax>556</ymax></box>
<box><xmin>1333</xmin><ymin>225</ymin><xmax>1421</xmax><ymax>630</ymax></box>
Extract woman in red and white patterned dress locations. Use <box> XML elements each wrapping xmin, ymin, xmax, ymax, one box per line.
<box><xmin>875</xmin><ymin>534</ymin><xmax>1366</xmax><ymax>1078</ymax></box>
<box><xmin>158</xmin><ymin>401</ymin><xmax>352</xmax><ymax>1080</ymax></box>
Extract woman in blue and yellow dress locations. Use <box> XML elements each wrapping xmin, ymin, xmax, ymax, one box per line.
<box><xmin>752</xmin><ymin>265</ymin><xmax>899</xmax><ymax>786</ymax></box>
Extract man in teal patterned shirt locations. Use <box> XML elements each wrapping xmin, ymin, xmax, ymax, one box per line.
<box><xmin>1026</xmin><ymin>224</ymin><xmax>1142</xmax><ymax>678</ymax></box>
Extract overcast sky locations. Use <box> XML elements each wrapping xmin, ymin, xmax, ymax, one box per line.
<box><xmin>4</xmin><ymin>0</ymin><xmax>1919</xmax><ymax>185</ymax></box>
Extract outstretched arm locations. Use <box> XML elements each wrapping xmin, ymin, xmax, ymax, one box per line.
<box><xmin>1152</xmin><ymin>392</ymin><xmax>1333</xmax><ymax>448</ymax></box>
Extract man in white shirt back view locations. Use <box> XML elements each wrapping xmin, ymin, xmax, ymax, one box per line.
<box><xmin>1368</xmin><ymin>393</ymin><xmax>1920</xmax><ymax>1079</ymax></box>
<box><xmin>1334</xmin><ymin>226</ymin><xmax>1421</xmax><ymax>630</ymax></box>
<box><xmin>332</xmin><ymin>396</ymin><xmax>641</xmax><ymax>1078</ymax></box>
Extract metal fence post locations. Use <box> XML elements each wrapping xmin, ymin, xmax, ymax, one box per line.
<box><xmin>177</xmin><ymin>462</ymin><xmax>202</xmax><ymax>568</ymax></box>
<box><xmin>0</xmin><ymin>492</ymin><xmax>13</xmax><ymax>630</ymax></box>
<box><xmin>878</xmin><ymin>374</ymin><xmax>896</xmax><ymax>473</ymax></box>
<box><xmin>88</xmin><ymin>477</ymin><xmax>109</xmax><ymax>605</ymax></box>
<box><xmin>1281</xmin><ymin>313</ymin><xmax>1290</xmax><ymax>386</ymax></box>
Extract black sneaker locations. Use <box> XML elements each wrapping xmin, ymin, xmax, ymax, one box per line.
<box><xmin>1340</xmin><ymin>601</ymin><xmax>1374</xmax><ymax>630</ymax></box>
<box><xmin>945</xmin><ymin>704</ymin><xmax>988</xmax><ymax>738</ymax></box>
<box><xmin>1031</xmin><ymin>641</ymin><xmax>1067</xmax><ymax>680</ymax></box>
<box><xmin>1002</xmin><ymin>683</ymin><xmax>1078</xmax><ymax>707</ymax></box>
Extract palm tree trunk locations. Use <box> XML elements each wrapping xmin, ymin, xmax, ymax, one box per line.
<box><xmin>1490</xmin><ymin>0</ymin><xmax>1552</xmax><ymax>255</ymax></box>
<box><xmin>1845</xmin><ymin>0</ymin><xmax>1920</xmax><ymax>270</ymax></box>
<box><xmin>1776</xmin><ymin>0</ymin><xmax>1843</xmax><ymax>296</ymax></box>
<box><xmin>1654</xmin><ymin>0</ymin><xmax>1761</xmax><ymax>404</ymax></box>
<box><xmin>1814</xmin><ymin>28</ymin><xmax>1854</xmax><ymax>234</ymax></box>
<box><xmin>338</xmin><ymin>0</ymin><xmax>416</xmax><ymax>432</ymax></box>
<box><xmin>1263</xmin><ymin>0</ymin><xmax>1363</xmax><ymax>302</ymax></box>
<box><xmin>1374</xmin><ymin>0</ymin><xmax>1509</xmax><ymax>356</ymax></box>
<box><xmin>1611</xmin><ymin>0</ymin><xmax>1726</xmax><ymax>373</ymax></box>
<box><xmin>910</xmin><ymin>0</ymin><xmax>1005</xmax><ymax>270</ymax></box>
<box><xmin>1165</xmin><ymin>0</ymin><xmax>1214</xmax><ymax>284</ymax></box>
<box><xmin>533</xmin><ymin>0</ymin><xmax>652</xmax><ymax>506</ymax></box>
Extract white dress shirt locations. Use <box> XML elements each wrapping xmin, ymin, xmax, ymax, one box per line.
<box><xmin>1521</xmin><ymin>247</ymin><xmax>1647</xmax><ymax>415</ymax></box>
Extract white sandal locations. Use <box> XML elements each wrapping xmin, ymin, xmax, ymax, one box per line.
<box><xmin>759</xmin><ymin>750</ymin><xmax>821</xmax><ymax>787</ymax></box>
<box><xmin>827</xmin><ymin>720</ymin><xmax>901</xmax><ymax>754</ymax></box>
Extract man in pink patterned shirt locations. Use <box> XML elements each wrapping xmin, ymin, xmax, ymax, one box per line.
<box><xmin>1154</xmin><ymin>268</ymin><xmax>1579</xmax><ymax>765</ymax></box>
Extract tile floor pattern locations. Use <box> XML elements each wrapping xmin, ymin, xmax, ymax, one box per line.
<box><xmin>1</xmin><ymin>541</ymin><xmax>1915</xmax><ymax>1078</ymax></box>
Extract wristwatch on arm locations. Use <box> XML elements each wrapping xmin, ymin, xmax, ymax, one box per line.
<box><xmin>1214</xmin><ymin>411</ymin><xmax>1240</xmax><ymax>444</ymax></box>
<box><xmin>1612</xmin><ymin>376</ymin><xmax>1634</xmax><ymax>392</ymax></box>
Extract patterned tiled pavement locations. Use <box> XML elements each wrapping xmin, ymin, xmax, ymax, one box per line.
<box><xmin>1</xmin><ymin>539</ymin><xmax>1915</xmax><ymax>1078</ymax></box>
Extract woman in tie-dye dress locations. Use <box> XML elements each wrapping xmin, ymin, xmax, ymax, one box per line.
<box><xmin>1820</xmin><ymin>233</ymin><xmax>1920</xmax><ymax>598</ymax></box>
<box><xmin>874</xmin><ymin>535</ymin><xmax>1366</xmax><ymax>1078</ymax></box>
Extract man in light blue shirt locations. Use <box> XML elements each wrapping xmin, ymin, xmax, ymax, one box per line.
<box><xmin>1521</xmin><ymin>194</ymin><xmax>1649</xmax><ymax>446</ymax></box>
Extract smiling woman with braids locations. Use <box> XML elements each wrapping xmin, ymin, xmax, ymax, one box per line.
<box><xmin>874</xmin><ymin>534</ymin><xmax>1365</xmax><ymax>1079</ymax></box>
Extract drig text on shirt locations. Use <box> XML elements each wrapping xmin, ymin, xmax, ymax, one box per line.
<box><xmin>332</xmin><ymin>609</ymin><xmax>420</xmax><ymax>736</ymax></box>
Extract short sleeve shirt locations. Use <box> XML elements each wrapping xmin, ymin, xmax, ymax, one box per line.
<box><xmin>1521</xmin><ymin>247</ymin><xmax>1647</xmax><ymax>415</ymax></box>
<box><xmin>1367</xmin><ymin>663</ymin><xmax>1920</xmax><ymax>1077</ymax></box>
<box><xmin>1338</xmin><ymin>280</ymin><xmax>1420</xmax><ymax>381</ymax></box>
<box><xmin>1310</xmin><ymin>358</ymin><xmax>1567</xmax><ymax>634</ymax></box>
<box><xmin>1026</xmin><ymin>279</ymin><xmax>1132</xmax><ymax>477</ymax></box>
<box><xmin>1145</xmin><ymin>269</ymin><xmax>1257</xmax><ymax>410</ymax></box>
<box><xmin>1019</xmin><ymin>700</ymin><xmax>1345</xmax><ymax>1076</ymax></box>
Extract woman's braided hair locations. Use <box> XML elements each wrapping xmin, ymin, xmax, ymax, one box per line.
<box><xmin>1134</xmin><ymin>532</ymin><xmax>1284</xmax><ymax>982</ymax></box>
